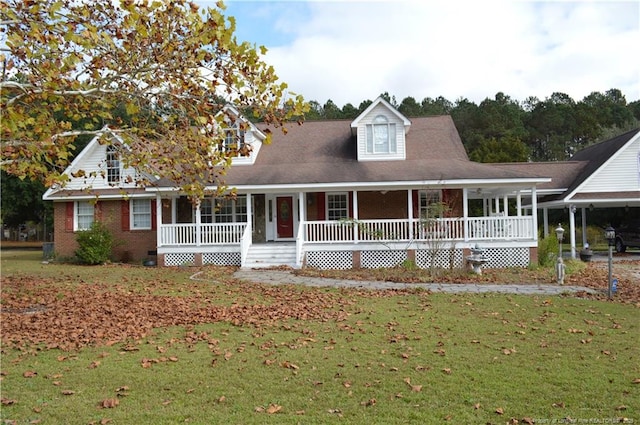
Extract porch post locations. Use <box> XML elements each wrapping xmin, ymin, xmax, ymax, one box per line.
<box><xmin>531</xmin><ymin>186</ymin><xmax>538</xmax><ymax>241</ymax></box>
<box><xmin>495</xmin><ymin>197</ymin><xmax>500</xmax><ymax>215</ymax></box>
<box><xmin>569</xmin><ymin>205</ymin><xmax>576</xmax><ymax>259</ymax></box>
<box><xmin>156</xmin><ymin>194</ymin><xmax>163</xmax><ymax>247</ymax></box>
<box><xmin>407</xmin><ymin>189</ymin><xmax>413</xmax><ymax>241</ymax></box>
<box><xmin>543</xmin><ymin>207</ymin><xmax>549</xmax><ymax>237</ymax></box>
<box><xmin>581</xmin><ymin>207</ymin><xmax>588</xmax><ymax>247</ymax></box>
<box><xmin>503</xmin><ymin>195</ymin><xmax>509</xmax><ymax>216</ymax></box>
<box><xmin>195</xmin><ymin>199</ymin><xmax>201</xmax><ymax>246</ymax></box>
<box><xmin>353</xmin><ymin>191</ymin><xmax>359</xmax><ymax>244</ymax></box>
<box><xmin>462</xmin><ymin>188</ymin><xmax>469</xmax><ymax>242</ymax></box>
<box><xmin>516</xmin><ymin>191</ymin><xmax>522</xmax><ymax>216</ymax></box>
<box><xmin>246</xmin><ymin>193</ymin><xmax>253</xmax><ymax>229</ymax></box>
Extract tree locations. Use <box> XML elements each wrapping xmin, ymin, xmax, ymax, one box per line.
<box><xmin>1</xmin><ymin>0</ymin><xmax>307</xmax><ymax>200</ymax></box>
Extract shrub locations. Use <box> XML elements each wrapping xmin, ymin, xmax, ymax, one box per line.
<box><xmin>538</xmin><ymin>232</ymin><xmax>557</xmax><ymax>267</ymax></box>
<box><xmin>75</xmin><ymin>222</ymin><xmax>113</xmax><ymax>265</ymax></box>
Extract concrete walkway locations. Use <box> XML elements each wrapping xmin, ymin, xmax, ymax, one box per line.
<box><xmin>233</xmin><ymin>269</ymin><xmax>599</xmax><ymax>295</ymax></box>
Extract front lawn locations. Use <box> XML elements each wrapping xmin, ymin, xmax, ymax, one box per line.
<box><xmin>1</xmin><ymin>251</ymin><xmax>638</xmax><ymax>424</ymax></box>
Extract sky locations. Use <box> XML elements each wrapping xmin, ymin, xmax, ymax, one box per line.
<box><xmin>198</xmin><ymin>0</ymin><xmax>640</xmax><ymax>108</ymax></box>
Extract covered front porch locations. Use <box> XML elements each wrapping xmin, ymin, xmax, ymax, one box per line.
<box><xmin>153</xmin><ymin>185</ymin><xmax>540</xmax><ymax>269</ymax></box>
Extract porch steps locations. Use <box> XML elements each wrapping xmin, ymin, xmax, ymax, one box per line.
<box><xmin>243</xmin><ymin>243</ymin><xmax>299</xmax><ymax>269</ymax></box>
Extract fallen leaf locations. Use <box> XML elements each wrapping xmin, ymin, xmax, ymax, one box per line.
<box><xmin>23</xmin><ymin>371</ymin><xmax>37</xmax><ymax>378</ymax></box>
<box><xmin>266</xmin><ymin>404</ymin><xmax>282</xmax><ymax>414</ymax></box>
<box><xmin>473</xmin><ymin>403</ymin><xmax>481</xmax><ymax>410</ymax></box>
<box><xmin>88</xmin><ymin>361</ymin><xmax>101</xmax><ymax>369</ymax></box>
<box><xmin>522</xmin><ymin>418</ymin><xmax>535</xmax><ymax>425</ymax></box>
<box><xmin>99</xmin><ymin>398</ymin><xmax>119</xmax><ymax>408</ymax></box>
<box><xmin>495</xmin><ymin>407</ymin><xmax>504</xmax><ymax>415</ymax></box>
<box><xmin>162</xmin><ymin>399</ymin><xmax>171</xmax><ymax>406</ymax></box>
<box><xmin>442</xmin><ymin>368</ymin><xmax>452</xmax><ymax>375</ymax></box>
<box><xmin>1</xmin><ymin>398</ymin><xmax>17</xmax><ymax>405</ymax></box>
<box><xmin>61</xmin><ymin>390</ymin><xmax>75</xmax><ymax>395</ymax></box>
<box><xmin>361</xmin><ymin>398</ymin><xmax>376</xmax><ymax>407</ymax></box>
<box><xmin>218</xmin><ymin>396</ymin><xmax>226</xmax><ymax>403</ymax></box>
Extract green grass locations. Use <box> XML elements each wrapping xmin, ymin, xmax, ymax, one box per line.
<box><xmin>1</xmin><ymin>251</ymin><xmax>639</xmax><ymax>424</ymax></box>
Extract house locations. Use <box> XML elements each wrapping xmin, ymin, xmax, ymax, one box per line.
<box><xmin>44</xmin><ymin>97</ymin><xmax>553</xmax><ymax>269</ymax></box>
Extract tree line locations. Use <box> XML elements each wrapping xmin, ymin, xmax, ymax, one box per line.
<box><xmin>303</xmin><ymin>89</ymin><xmax>640</xmax><ymax>163</ymax></box>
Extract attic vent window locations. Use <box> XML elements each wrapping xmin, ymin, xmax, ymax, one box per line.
<box><xmin>366</xmin><ymin>115</ymin><xmax>397</xmax><ymax>154</ymax></box>
<box><xmin>220</xmin><ymin>123</ymin><xmax>248</xmax><ymax>157</ymax></box>
<box><xmin>106</xmin><ymin>145</ymin><xmax>120</xmax><ymax>183</ymax></box>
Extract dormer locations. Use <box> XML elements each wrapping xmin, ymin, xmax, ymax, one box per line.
<box><xmin>218</xmin><ymin>104</ymin><xmax>266</xmax><ymax>166</ymax></box>
<box><xmin>350</xmin><ymin>96</ymin><xmax>411</xmax><ymax>161</ymax></box>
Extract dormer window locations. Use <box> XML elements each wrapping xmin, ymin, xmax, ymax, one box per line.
<box><xmin>366</xmin><ymin>115</ymin><xmax>397</xmax><ymax>154</ymax></box>
<box><xmin>220</xmin><ymin>123</ymin><xmax>248</xmax><ymax>157</ymax></box>
<box><xmin>106</xmin><ymin>145</ymin><xmax>120</xmax><ymax>183</ymax></box>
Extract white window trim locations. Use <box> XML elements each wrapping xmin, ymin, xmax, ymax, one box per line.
<box><xmin>366</xmin><ymin>115</ymin><xmax>397</xmax><ymax>154</ymax></box>
<box><xmin>419</xmin><ymin>190</ymin><xmax>443</xmax><ymax>219</ymax></box>
<box><xmin>106</xmin><ymin>145</ymin><xmax>121</xmax><ymax>184</ymax></box>
<box><xmin>326</xmin><ymin>192</ymin><xmax>349</xmax><ymax>221</ymax></box>
<box><xmin>130</xmin><ymin>199</ymin><xmax>152</xmax><ymax>230</ymax></box>
<box><xmin>75</xmin><ymin>201</ymin><xmax>94</xmax><ymax>231</ymax></box>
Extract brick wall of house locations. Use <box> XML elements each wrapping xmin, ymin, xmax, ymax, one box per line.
<box><xmin>52</xmin><ymin>200</ymin><xmax>157</xmax><ymax>263</ymax></box>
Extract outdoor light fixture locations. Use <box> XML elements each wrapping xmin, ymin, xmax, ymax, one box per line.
<box><xmin>555</xmin><ymin>224</ymin><xmax>565</xmax><ymax>285</ymax></box>
<box><xmin>605</xmin><ymin>226</ymin><xmax>616</xmax><ymax>299</ymax></box>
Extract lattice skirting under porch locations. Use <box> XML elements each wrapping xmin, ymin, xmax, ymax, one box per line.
<box><xmin>416</xmin><ymin>249</ymin><xmax>464</xmax><ymax>269</ymax></box>
<box><xmin>306</xmin><ymin>251</ymin><xmax>353</xmax><ymax>269</ymax></box>
<box><xmin>482</xmin><ymin>247</ymin><xmax>530</xmax><ymax>268</ymax></box>
<box><xmin>303</xmin><ymin>247</ymin><xmax>531</xmax><ymax>270</ymax></box>
<box><xmin>164</xmin><ymin>253</ymin><xmax>196</xmax><ymax>267</ymax></box>
<box><xmin>202</xmin><ymin>252</ymin><xmax>241</xmax><ymax>266</ymax></box>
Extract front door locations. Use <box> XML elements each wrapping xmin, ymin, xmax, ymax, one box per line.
<box><xmin>276</xmin><ymin>196</ymin><xmax>294</xmax><ymax>238</ymax></box>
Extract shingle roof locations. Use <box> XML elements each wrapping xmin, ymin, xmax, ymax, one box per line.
<box><xmin>216</xmin><ymin>116</ymin><xmax>546</xmax><ymax>188</ymax></box>
<box><xmin>492</xmin><ymin>161</ymin><xmax>589</xmax><ymax>190</ymax></box>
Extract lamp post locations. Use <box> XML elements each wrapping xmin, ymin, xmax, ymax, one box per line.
<box><xmin>555</xmin><ymin>224</ymin><xmax>565</xmax><ymax>285</ymax></box>
<box><xmin>604</xmin><ymin>226</ymin><xmax>616</xmax><ymax>299</ymax></box>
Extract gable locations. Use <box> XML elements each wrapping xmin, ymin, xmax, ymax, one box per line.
<box><xmin>43</xmin><ymin>129</ymin><xmax>141</xmax><ymax>200</ymax></box>
<box><xmin>566</xmin><ymin>129</ymin><xmax>640</xmax><ymax>198</ymax></box>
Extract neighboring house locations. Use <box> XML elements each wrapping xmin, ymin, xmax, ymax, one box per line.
<box><xmin>496</xmin><ymin>128</ymin><xmax>640</xmax><ymax>257</ymax></box>
<box><xmin>44</xmin><ymin>96</ymin><xmax>555</xmax><ymax>269</ymax></box>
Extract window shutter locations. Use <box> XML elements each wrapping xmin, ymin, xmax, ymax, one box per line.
<box><xmin>412</xmin><ymin>190</ymin><xmax>419</xmax><ymax>218</ymax></box>
<box><xmin>65</xmin><ymin>202</ymin><xmax>74</xmax><ymax>231</ymax></box>
<box><xmin>121</xmin><ymin>200</ymin><xmax>130</xmax><ymax>231</ymax></box>
<box><xmin>317</xmin><ymin>192</ymin><xmax>326</xmax><ymax>220</ymax></box>
<box><xmin>151</xmin><ymin>200</ymin><xmax>157</xmax><ymax>230</ymax></box>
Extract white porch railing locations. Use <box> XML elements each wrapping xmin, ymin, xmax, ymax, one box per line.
<box><xmin>304</xmin><ymin>216</ymin><xmax>534</xmax><ymax>244</ymax></box>
<box><xmin>240</xmin><ymin>222</ymin><xmax>252</xmax><ymax>264</ymax></box>
<box><xmin>159</xmin><ymin>223</ymin><xmax>246</xmax><ymax>246</ymax></box>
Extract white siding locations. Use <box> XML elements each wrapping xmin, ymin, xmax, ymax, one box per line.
<box><xmin>65</xmin><ymin>144</ymin><xmax>138</xmax><ymax>190</ymax></box>
<box><xmin>356</xmin><ymin>104</ymin><xmax>406</xmax><ymax>161</ymax></box>
<box><xmin>578</xmin><ymin>137</ymin><xmax>640</xmax><ymax>193</ymax></box>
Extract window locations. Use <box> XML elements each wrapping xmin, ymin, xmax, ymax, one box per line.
<box><xmin>220</xmin><ymin>123</ymin><xmax>247</xmax><ymax>156</ymax></box>
<box><xmin>209</xmin><ymin>196</ymin><xmax>248</xmax><ymax>223</ymax></box>
<box><xmin>366</xmin><ymin>115</ymin><xmax>397</xmax><ymax>154</ymax></box>
<box><xmin>106</xmin><ymin>145</ymin><xmax>120</xmax><ymax>183</ymax></box>
<box><xmin>201</xmin><ymin>199</ymin><xmax>213</xmax><ymax>223</ymax></box>
<box><xmin>131</xmin><ymin>199</ymin><xmax>152</xmax><ymax>230</ymax></box>
<box><xmin>76</xmin><ymin>201</ymin><xmax>94</xmax><ymax>230</ymax></box>
<box><xmin>327</xmin><ymin>193</ymin><xmax>348</xmax><ymax>220</ymax></box>
<box><xmin>419</xmin><ymin>190</ymin><xmax>443</xmax><ymax>219</ymax></box>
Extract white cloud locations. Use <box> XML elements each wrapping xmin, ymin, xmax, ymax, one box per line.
<box><xmin>219</xmin><ymin>0</ymin><xmax>640</xmax><ymax>107</ymax></box>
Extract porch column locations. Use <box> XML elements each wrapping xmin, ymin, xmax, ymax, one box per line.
<box><xmin>246</xmin><ymin>193</ymin><xmax>253</xmax><ymax>230</ymax></box>
<box><xmin>531</xmin><ymin>186</ymin><xmax>538</xmax><ymax>241</ymax></box>
<box><xmin>407</xmin><ymin>190</ymin><xmax>413</xmax><ymax>241</ymax></box>
<box><xmin>581</xmin><ymin>207</ymin><xmax>588</xmax><ymax>247</ymax></box>
<box><xmin>462</xmin><ymin>188</ymin><xmax>469</xmax><ymax>242</ymax></box>
<box><xmin>516</xmin><ymin>191</ymin><xmax>522</xmax><ymax>216</ymax></box>
<box><xmin>495</xmin><ymin>197</ymin><xmax>500</xmax><ymax>215</ymax></box>
<box><xmin>543</xmin><ymin>207</ymin><xmax>549</xmax><ymax>237</ymax></box>
<box><xmin>353</xmin><ymin>191</ymin><xmax>359</xmax><ymax>244</ymax></box>
<box><xmin>503</xmin><ymin>195</ymin><xmax>509</xmax><ymax>216</ymax></box>
<box><xmin>156</xmin><ymin>194</ymin><xmax>163</xmax><ymax>247</ymax></box>
<box><xmin>569</xmin><ymin>205</ymin><xmax>576</xmax><ymax>258</ymax></box>
<box><xmin>195</xmin><ymin>199</ymin><xmax>201</xmax><ymax>246</ymax></box>
<box><xmin>298</xmin><ymin>192</ymin><xmax>305</xmax><ymax>231</ymax></box>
